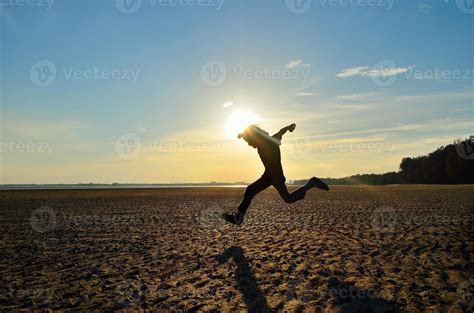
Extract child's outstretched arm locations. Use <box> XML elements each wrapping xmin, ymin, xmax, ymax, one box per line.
<box><xmin>272</xmin><ymin>123</ymin><xmax>296</xmax><ymax>141</ymax></box>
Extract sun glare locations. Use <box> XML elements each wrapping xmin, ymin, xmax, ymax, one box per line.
<box><xmin>226</xmin><ymin>110</ymin><xmax>261</xmax><ymax>138</ymax></box>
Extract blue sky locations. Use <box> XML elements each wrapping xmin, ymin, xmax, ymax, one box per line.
<box><xmin>0</xmin><ymin>0</ymin><xmax>472</xmax><ymax>183</ymax></box>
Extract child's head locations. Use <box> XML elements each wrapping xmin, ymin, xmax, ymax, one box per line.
<box><xmin>238</xmin><ymin>125</ymin><xmax>269</xmax><ymax>148</ymax></box>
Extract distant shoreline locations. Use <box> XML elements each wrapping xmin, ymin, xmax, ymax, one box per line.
<box><xmin>0</xmin><ymin>184</ymin><xmax>250</xmax><ymax>190</ymax></box>
<box><xmin>2</xmin><ymin>183</ymin><xmax>473</xmax><ymax>191</ymax></box>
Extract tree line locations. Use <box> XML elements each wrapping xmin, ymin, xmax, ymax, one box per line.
<box><xmin>292</xmin><ymin>137</ymin><xmax>473</xmax><ymax>185</ymax></box>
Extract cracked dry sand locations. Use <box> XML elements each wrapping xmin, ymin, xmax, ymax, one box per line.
<box><xmin>0</xmin><ymin>185</ymin><xmax>473</xmax><ymax>312</ymax></box>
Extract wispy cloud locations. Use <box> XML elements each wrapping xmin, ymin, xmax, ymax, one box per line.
<box><xmin>331</xmin><ymin>103</ymin><xmax>372</xmax><ymax>110</ymax></box>
<box><xmin>296</xmin><ymin>92</ymin><xmax>318</xmax><ymax>97</ymax></box>
<box><xmin>396</xmin><ymin>90</ymin><xmax>473</xmax><ymax>103</ymax></box>
<box><xmin>222</xmin><ymin>101</ymin><xmax>233</xmax><ymax>108</ymax></box>
<box><xmin>310</xmin><ymin>118</ymin><xmax>474</xmax><ymax>140</ymax></box>
<box><xmin>336</xmin><ymin>65</ymin><xmax>415</xmax><ymax>78</ymax></box>
<box><xmin>288</xmin><ymin>102</ymin><xmax>309</xmax><ymax>109</ymax></box>
<box><xmin>337</xmin><ymin>92</ymin><xmax>381</xmax><ymax>101</ymax></box>
<box><xmin>418</xmin><ymin>3</ymin><xmax>432</xmax><ymax>13</ymax></box>
<box><xmin>286</xmin><ymin>59</ymin><xmax>310</xmax><ymax>69</ymax></box>
<box><xmin>336</xmin><ymin>66</ymin><xmax>369</xmax><ymax>78</ymax></box>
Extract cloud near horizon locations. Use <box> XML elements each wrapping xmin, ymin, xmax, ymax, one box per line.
<box><xmin>296</xmin><ymin>92</ymin><xmax>319</xmax><ymax>97</ymax></box>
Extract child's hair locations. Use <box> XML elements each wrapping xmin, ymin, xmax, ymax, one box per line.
<box><xmin>238</xmin><ymin>124</ymin><xmax>269</xmax><ymax>139</ymax></box>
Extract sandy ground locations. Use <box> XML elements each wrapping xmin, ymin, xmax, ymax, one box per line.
<box><xmin>0</xmin><ymin>185</ymin><xmax>473</xmax><ymax>312</ymax></box>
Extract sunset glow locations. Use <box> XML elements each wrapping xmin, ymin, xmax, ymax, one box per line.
<box><xmin>226</xmin><ymin>110</ymin><xmax>261</xmax><ymax>138</ymax></box>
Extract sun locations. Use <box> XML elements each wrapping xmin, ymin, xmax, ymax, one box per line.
<box><xmin>226</xmin><ymin>110</ymin><xmax>261</xmax><ymax>138</ymax></box>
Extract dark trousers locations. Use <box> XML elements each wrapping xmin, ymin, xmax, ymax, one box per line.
<box><xmin>237</xmin><ymin>175</ymin><xmax>313</xmax><ymax>215</ymax></box>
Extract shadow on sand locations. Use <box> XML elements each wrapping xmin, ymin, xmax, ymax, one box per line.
<box><xmin>216</xmin><ymin>246</ymin><xmax>269</xmax><ymax>312</ymax></box>
<box><xmin>327</xmin><ymin>277</ymin><xmax>403</xmax><ymax>313</ymax></box>
<box><xmin>215</xmin><ymin>247</ymin><xmax>403</xmax><ymax>313</ymax></box>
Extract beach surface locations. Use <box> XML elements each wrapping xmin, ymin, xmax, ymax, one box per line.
<box><xmin>1</xmin><ymin>185</ymin><xmax>473</xmax><ymax>312</ymax></box>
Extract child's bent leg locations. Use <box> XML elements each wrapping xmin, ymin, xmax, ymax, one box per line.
<box><xmin>273</xmin><ymin>181</ymin><xmax>310</xmax><ymax>204</ymax></box>
<box><xmin>274</xmin><ymin>176</ymin><xmax>328</xmax><ymax>204</ymax></box>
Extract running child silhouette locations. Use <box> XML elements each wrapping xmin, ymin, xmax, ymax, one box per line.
<box><xmin>224</xmin><ymin>123</ymin><xmax>329</xmax><ymax>225</ymax></box>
